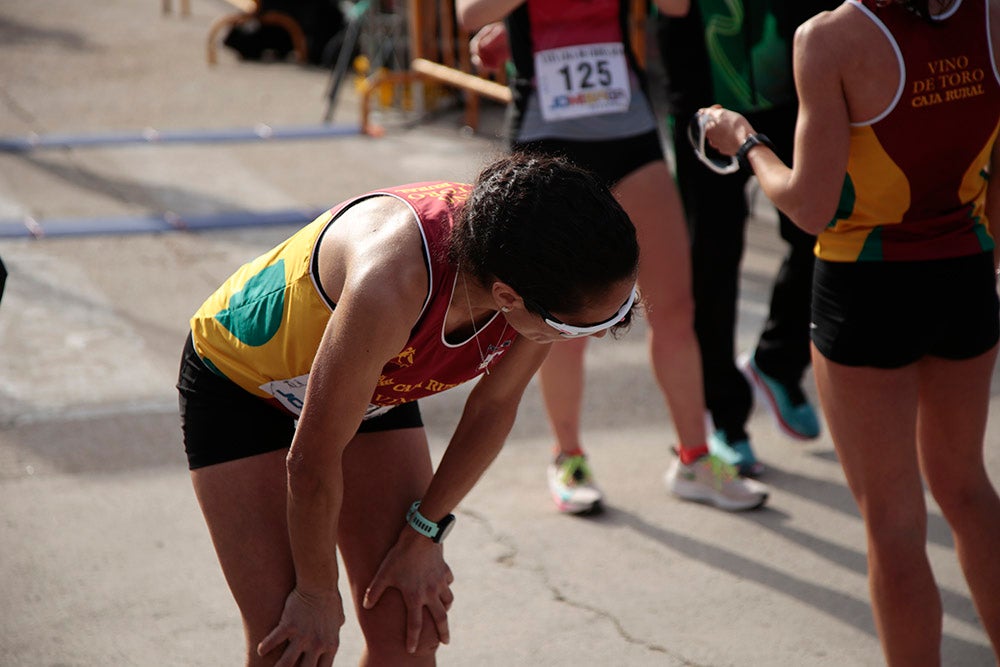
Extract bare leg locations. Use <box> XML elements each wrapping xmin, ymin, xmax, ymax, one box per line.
<box><xmin>192</xmin><ymin>427</ymin><xmax>442</xmax><ymax>667</ymax></box>
<box><xmin>614</xmin><ymin>160</ymin><xmax>706</xmax><ymax>449</ymax></box>
<box><xmin>538</xmin><ymin>337</ymin><xmax>588</xmax><ymax>455</ymax></box>
<box><xmin>191</xmin><ymin>449</ymin><xmax>298</xmax><ymax>667</ymax></box>
<box><xmin>916</xmin><ymin>347</ymin><xmax>1000</xmax><ymax>658</ymax></box>
<box><xmin>337</xmin><ymin>428</ymin><xmax>439</xmax><ymax>666</ymax></box>
<box><xmin>811</xmin><ymin>347</ymin><xmax>940</xmax><ymax>667</ymax></box>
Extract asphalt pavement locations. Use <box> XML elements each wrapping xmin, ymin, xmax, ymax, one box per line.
<box><xmin>1</xmin><ymin>2</ymin><xmax>997</xmax><ymax>665</ymax></box>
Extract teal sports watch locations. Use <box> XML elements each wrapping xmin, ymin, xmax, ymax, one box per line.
<box><xmin>406</xmin><ymin>501</ymin><xmax>456</xmax><ymax>543</ymax></box>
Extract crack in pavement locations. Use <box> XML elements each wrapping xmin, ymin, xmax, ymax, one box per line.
<box><xmin>459</xmin><ymin>507</ymin><xmax>707</xmax><ymax>666</ymax></box>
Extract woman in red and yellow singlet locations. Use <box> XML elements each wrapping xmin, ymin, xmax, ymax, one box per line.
<box><xmin>701</xmin><ymin>0</ymin><xmax>1000</xmax><ymax>663</ymax></box>
<box><xmin>178</xmin><ymin>153</ymin><xmax>640</xmax><ymax>666</ymax></box>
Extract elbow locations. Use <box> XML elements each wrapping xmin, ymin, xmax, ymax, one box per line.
<box><xmin>455</xmin><ymin>1</ymin><xmax>505</xmax><ymax>31</ymax></box>
<box><xmin>493</xmin><ymin>398</ymin><xmax>521</xmax><ymax>434</ymax></box>
<box><xmin>455</xmin><ymin>10</ymin><xmax>474</xmax><ymax>31</ymax></box>
<box><xmin>661</xmin><ymin>0</ymin><xmax>690</xmax><ymax>16</ymax></box>
<box><xmin>454</xmin><ymin>5</ymin><xmax>480</xmax><ymax>31</ymax></box>
<box><xmin>286</xmin><ymin>449</ymin><xmax>327</xmax><ymax>498</ymax></box>
<box><xmin>772</xmin><ymin>181</ymin><xmax>837</xmax><ymax>236</ymax></box>
<box><xmin>466</xmin><ymin>392</ymin><xmax>519</xmax><ymax>435</ymax></box>
<box><xmin>789</xmin><ymin>206</ymin><xmax>834</xmax><ymax>236</ymax></box>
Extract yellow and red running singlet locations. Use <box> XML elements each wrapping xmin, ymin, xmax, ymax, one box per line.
<box><xmin>190</xmin><ymin>182</ymin><xmax>517</xmax><ymax>417</ymax></box>
<box><xmin>819</xmin><ymin>0</ymin><xmax>1000</xmax><ymax>262</ymax></box>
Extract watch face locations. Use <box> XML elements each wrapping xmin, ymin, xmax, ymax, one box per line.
<box><xmin>434</xmin><ymin>514</ymin><xmax>456</xmax><ymax>543</ymax></box>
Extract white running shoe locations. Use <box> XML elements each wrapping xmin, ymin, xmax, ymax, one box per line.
<box><xmin>547</xmin><ymin>454</ymin><xmax>603</xmax><ymax>514</ymax></box>
<box><xmin>665</xmin><ymin>453</ymin><xmax>769</xmax><ymax>512</ymax></box>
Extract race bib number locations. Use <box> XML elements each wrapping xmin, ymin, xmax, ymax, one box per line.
<box><xmin>534</xmin><ymin>42</ymin><xmax>631</xmax><ymax>121</ymax></box>
<box><xmin>259</xmin><ymin>374</ymin><xmax>310</xmax><ymax>415</ymax></box>
<box><xmin>363</xmin><ymin>404</ymin><xmax>395</xmax><ymax>420</ymax></box>
<box><xmin>260</xmin><ymin>374</ymin><xmax>397</xmax><ymax>421</ymax></box>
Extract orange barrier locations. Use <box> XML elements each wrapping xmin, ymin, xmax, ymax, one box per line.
<box><xmin>361</xmin><ymin>0</ymin><xmax>504</xmax><ymax>133</ymax></box>
<box><xmin>410</xmin><ymin>58</ymin><xmax>510</xmax><ymax>103</ymax></box>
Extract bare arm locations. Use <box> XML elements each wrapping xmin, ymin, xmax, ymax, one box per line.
<box><xmin>652</xmin><ymin>0</ymin><xmax>690</xmax><ymax>17</ymax></box>
<box><xmin>258</xmin><ymin>198</ymin><xmax>428</xmax><ymax>661</ymax></box>
<box><xmin>987</xmin><ymin>138</ymin><xmax>1000</xmax><ymax>268</ymax></box>
<box><xmin>455</xmin><ymin>0</ymin><xmax>523</xmax><ymax>31</ymax></box>
<box><xmin>288</xmin><ymin>198</ymin><xmax>426</xmax><ymax>594</ymax></box>
<box><xmin>416</xmin><ymin>337</ymin><xmax>549</xmax><ymax>518</ymax></box>
<box><xmin>766</xmin><ymin>17</ymin><xmax>852</xmax><ymax>232</ymax></box>
<box><xmin>989</xmin><ymin>0</ymin><xmax>1000</xmax><ymax>267</ymax></box>
<box><xmin>703</xmin><ymin>14</ymin><xmax>851</xmax><ymax>235</ymax></box>
<box><xmin>360</xmin><ymin>334</ymin><xmax>550</xmax><ymax>651</ymax></box>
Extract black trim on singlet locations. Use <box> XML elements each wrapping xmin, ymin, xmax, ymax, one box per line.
<box><xmin>308</xmin><ymin>194</ymin><xmax>434</xmax><ymax>321</ymax></box>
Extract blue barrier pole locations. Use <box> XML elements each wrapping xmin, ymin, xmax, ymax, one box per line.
<box><xmin>0</xmin><ymin>123</ymin><xmax>361</xmax><ymax>153</ymax></box>
<box><xmin>0</xmin><ymin>208</ymin><xmax>330</xmax><ymax>239</ymax></box>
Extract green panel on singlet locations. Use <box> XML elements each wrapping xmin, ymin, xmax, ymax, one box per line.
<box><xmin>214</xmin><ymin>260</ymin><xmax>287</xmax><ymax>347</ymax></box>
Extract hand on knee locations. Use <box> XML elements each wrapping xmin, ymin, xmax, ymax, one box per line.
<box><xmin>360</xmin><ymin>593</ymin><xmax>447</xmax><ymax>660</ymax></box>
<box><xmin>410</xmin><ymin>630</ymin><xmax>443</xmax><ymax>657</ymax></box>
<box><xmin>363</xmin><ymin>625</ymin><xmax>442</xmax><ymax>662</ymax></box>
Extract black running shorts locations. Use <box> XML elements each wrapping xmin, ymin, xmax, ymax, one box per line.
<box><xmin>177</xmin><ymin>333</ymin><xmax>423</xmax><ymax>469</ymax></box>
<box><xmin>513</xmin><ymin>129</ymin><xmax>665</xmax><ymax>189</ymax></box>
<box><xmin>810</xmin><ymin>252</ymin><xmax>1000</xmax><ymax>368</ymax></box>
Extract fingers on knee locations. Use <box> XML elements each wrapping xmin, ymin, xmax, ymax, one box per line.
<box><xmin>411</xmin><ymin>636</ymin><xmax>442</xmax><ymax>657</ymax></box>
<box><xmin>362</xmin><ymin>630</ymin><xmax>441</xmax><ymax>661</ymax></box>
<box><xmin>358</xmin><ymin>607</ymin><xmax>442</xmax><ymax>658</ymax></box>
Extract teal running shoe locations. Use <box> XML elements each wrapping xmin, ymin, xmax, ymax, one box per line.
<box><xmin>709</xmin><ymin>429</ymin><xmax>764</xmax><ymax>477</ymax></box>
<box><xmin>739</xmin><ymin>352</ymin><xmax>821</xmax><ymax>441</ymax></box>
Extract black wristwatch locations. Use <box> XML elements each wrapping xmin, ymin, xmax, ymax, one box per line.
<box><xmin>736</xmin><ymin>133</ymin><xmax>776</xmax><ymax>173</ymax></box>
<box><xmin>406</xmin><ymin>501</ymin><xmax>456</xmax><ymax>543</ymax></box>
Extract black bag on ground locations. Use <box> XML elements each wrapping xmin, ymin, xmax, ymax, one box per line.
<box><xmin>222</xmin><ymin>0</ymin><xmax>346</xmax><ymax>65</ymax></box>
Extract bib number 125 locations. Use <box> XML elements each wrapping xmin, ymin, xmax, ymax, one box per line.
<box><xmin>535</xmin><ymin>42</ymin><xmax>631</xmax><ymax>121</ymax></box>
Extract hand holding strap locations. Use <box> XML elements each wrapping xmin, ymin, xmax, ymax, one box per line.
<box><xmin>687</xmin><ymin>112</ymin><xmax>740</xmax><ymax>175</ymax></box>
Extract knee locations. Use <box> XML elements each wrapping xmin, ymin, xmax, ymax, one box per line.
<box><xmin>926</xmin><ymin>472</ymin><xmax>1000</xmax><ymax>525</ymax></box>
<box><xmin>361</xmin><ymin>626</ymin><xmax>442</xmax><ymax>662</ymax></box>
<box><xmin>357</xmin><ymin>595</ymin><xmax>443</xmax><ymax>661</ymax></box>
<box><xmin>645</xmin><ymin>290</ymin><xmax>695</xmax><ymax>337</ymax></box>
<box><xmin>863</xmin><ymin>505</ymin><xmax>928</xmax><ymax>560</ymax></box>
<box><xmin>244</xmin><ymin>646</ymin><xmax>283</xmax><ymax>667</ymax></box>
<box><xmin>364</xmin><ymin>639</ymin><xmax>441</xmax><ymax>663</ymax></box>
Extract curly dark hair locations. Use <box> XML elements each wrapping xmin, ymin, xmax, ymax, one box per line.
<box><xmin>449</xmin><ymin>152</ymin><xmax>639</xmax><ymax>323</ymax></box>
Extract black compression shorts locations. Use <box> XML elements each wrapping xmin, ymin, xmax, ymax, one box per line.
<box><xmin>513</xmin><ymin>129</ymin><xmax>665</xmax><ymax>189</ymax></box>
<box><xmin>177</xmin><ymin>333</ymin><xmax>423</xmax><ymax>469</ymax></box>
<box><xmin>810</xmin><ymin>252</ymin><xmax>1000</xmax><ymax>368</ymax></box>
